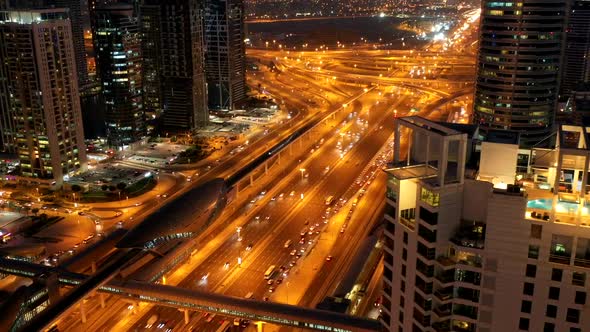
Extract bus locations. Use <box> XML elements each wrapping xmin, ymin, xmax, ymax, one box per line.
<box><xmin>264</xmin><ymin>265</ymin><xmax>276</xmax><ymax>279</ymax></box>
<box><xmin>325</xmin><ymin>196</ymin><xmax>335</xmax><ymax>205</ymax></box>
<box><xmin>215</xmin><ymin>320</ymin><xmax>231</xmax><ymax>332</ymax></box>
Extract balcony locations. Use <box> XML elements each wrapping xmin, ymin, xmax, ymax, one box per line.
<box><xmin>400</xmin><ymin>216</ymin><xmax>415</xmax><ymax>231</ymax></box>
<box><xmin>450</xmin><ymin>222</ymin><xmax>486</xmax><ymax>250</ymax></box>
<box><xmin>434</xmin><ymin>288</ymin><xmax>453</xmax><ymax>302</ymax></box>
<box><xmin>433</xmin><ymin>304</ymin><xmax>451</xmax><ymax>318</ymax></box>
<box><xmin>436</xmin><ymin>256</ymin><xmax>456</xmax><ymax>269</ymax></box>
<box><xmin>549</xmin><ymin>252</ymin><xmax>572</xmax><ymax>265</ymax></box>
<box><xmin>435</xmin><ymin>270</ymin><xmax>455</xmax><ymax>285</ymax></box>
<box><xmin>432</xmin><ymin>321</ymin><xmax>451</xmax><ymax>332</ymax></box>
<box><xmin>452</xmin><ymin>304</ymin><xmax>478</xmax><ymax>320</ymax></box>
<box><xmin>574</xmin><ymin>256</ymin><xmax>590</xmax><ymax>268</ymax></box>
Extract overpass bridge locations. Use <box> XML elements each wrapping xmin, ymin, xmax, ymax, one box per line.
<box><xmin>0</xmin><ymin>258</ymin><xmax>381</xmax><ymax>332</ymax></box>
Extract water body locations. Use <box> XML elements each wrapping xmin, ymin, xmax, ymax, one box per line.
<box><xmin>246</xmin><ymin>16</ymin><xmax>429</xmax><ymax>48</ymax></box>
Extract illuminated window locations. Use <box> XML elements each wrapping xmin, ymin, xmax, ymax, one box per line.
<box><xmin>420</xmin><ymin>188</ymin><xmax>440</xmax><ymax>207</ymax></box>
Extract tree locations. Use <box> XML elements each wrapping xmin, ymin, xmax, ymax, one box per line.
<box><xmin>101</xmin><ymin>184</ymin><xmax>108</xmax><ymax>191</ymax></box>
<box><xmin>116</xmin><ymin>182</ymin><xmax>127</xmax><ymax>191</ymax></box>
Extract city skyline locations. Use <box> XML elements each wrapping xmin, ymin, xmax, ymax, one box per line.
<box><xmin>0</xmin><ymin>0</ymin><xmax>589</xmax><ymax>331</ymax></box>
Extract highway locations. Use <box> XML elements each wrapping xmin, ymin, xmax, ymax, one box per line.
<box><xmin>58</xmin><ymin>81</ymin><xmax>404</xmax><ymax>332</ymax></box>
<box><xmin>47</xmin><ymin>9</ymin><xmax>481</xmax><ymax>332</ymax></box>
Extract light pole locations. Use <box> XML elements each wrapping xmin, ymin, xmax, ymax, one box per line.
<box><xmin>299</xmin><ymin>168</ymin><xmax>306</xmax><ymax>180</ymax></box>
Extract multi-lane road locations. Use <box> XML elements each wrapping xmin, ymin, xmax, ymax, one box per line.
<box><xmin>49</xmin><ymin>10</ymin><xmax>481</xmax><ymax>332</ymax></box>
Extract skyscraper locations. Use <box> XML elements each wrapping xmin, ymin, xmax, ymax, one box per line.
<box><xmin>560</xmin><ymin>0</ymin><xmax>590</xmax><ymax>97</ymax></box>
<box><xmin>141</xmin><ymin>0</ymin><xmax>208</xmax><ymax>131</ymax></box>
<box><xmin>54</xmin><ymin>0</ymin><xmax>93</xmax><ymax>93</ymax></box>
<box><xmin>383</xmin><ymin>116</ymin><xmax>590</xmax><ymax>331</ymax></box>
<box><xmin>94</xmin><ymin>4</ymin><xmax>145</xmax><ymax>147</ymax></box>
<box><xmin>0</xmin><ymin>9</ymin><xmax>87</xmax><ymax>183</ymax></box>
<box><xmin>204</xmin><ymin>0</ymin><xmax>246</xmax><ymax>110</ymax></box>
<box><xmin>473</xmin><ymin>0</ymin><xmax>567</xmax><ymax>147</ymax></box>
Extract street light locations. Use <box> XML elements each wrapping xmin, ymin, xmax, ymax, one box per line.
<box><xmin>299</xmin><ymin>168</ymin><xmax>306</xmax><ymax>180</ymax></box>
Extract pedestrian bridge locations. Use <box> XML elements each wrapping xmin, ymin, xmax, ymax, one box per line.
<box><xmin>0</xmin><ymin>259</ymin><xmax>381</xmax><ymax>332</ymax></box>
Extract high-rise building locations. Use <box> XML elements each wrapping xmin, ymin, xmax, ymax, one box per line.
<box><xmin>0</xmin><ymin>9</ymin><xmax>87</xmax><ymax>183</ymax></box>
<box><xmin>94</xmin><ymin>4</ymin><xmax>145</xmax><ymax>147</ymax></box>
<box><xmin>204</xmin><ymin>0</ymin><xmax>246</xmax><ymax>110</ymax></box>
<box><xmin>560</xmin><ymin>0</ymin><xmax>590</xmax><ymax>97</ymax></box>
<box><xmin>382</xmin><ymin>116</ymin><xmax>590</xmax><ymax>331</ymax></box>
<box><xmin>141</xmin><ymin>0</ymin><xmax>208</xmax><ymax>131</ymax></box>
<box><xmin>54</xmin><ymin>0</ymin><xmax>93</xmax><ymax>93</ymax></box>
<box><xmin>473</xmin><ymin>0</ymin><xmax>568</xmax><ymax>147</ymax></box>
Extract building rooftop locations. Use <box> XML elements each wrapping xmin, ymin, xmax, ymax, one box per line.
<box><xmin>0</xmin><ymin>212</ymin><xmax>24</xmax><ymax>228</ymax></box>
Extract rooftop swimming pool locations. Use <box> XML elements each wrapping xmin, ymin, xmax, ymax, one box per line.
<box><xmin>527</xmin><ymin>198</ymin><xmax>580</xmax><ymax>212</ymax></box>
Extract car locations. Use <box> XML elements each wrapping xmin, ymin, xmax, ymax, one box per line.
<box><xmin>289</xmin><ymin>260</ymin><xmax>296</xmax><ymax>267</ymax></box>
<box><xmin>267</xmin><ymin>279</ymin><xmax>274</xmax><ymax>285</ymax></box>
<box><xmin>299</xmin><ymin>238</ymin><xmax>305</xmax><ymax>244</ymax></box>
<box><xmin>279</xmin><ymin>193</ymin><xmax>284</xmax><ymax>198</ymax></box>
<box><xmin>263</xmin><ymin>296</ymin><xmax>270</xmax><ymax>301</ymax></box>
<box><xmin>78</xmin><ymin>211</ymin><xmax>85</xmax><ymax>216</ymax></box>
<box><xmin>201</xmin><ymin>273</ymin><xmax>210</xmax><ymax>281</ymax></box>
<box><xmin>290</xmin><ymin>191</ymin><xmax>295</xmax><ymax>196</ymax></box>
<box><xmin>246</xmin><ymin>243</ymin><xmax>253</xmax><ymax>251</ymax></box>
<box><xmin>268</xmin><ymin>286</ymin><xmax>275</xmax><ymax>293</ymax></box>
<box><xmin>340</xmin><ymin>227</ymin><xmax>346</xmax><ymax>233</ymax></box>
<box><xmin>276</xmin><ymin>278</ymin><xmax>283</xmax><ymax>285</ymax></box>
<box><xmin>260</xmin><ymin>190</ymin><xmax>267</xmax><ymax>196</ymax></box>
<box><xmin>234</xmin><ymin>318</ymin><xmax>241</xmax><ymax>326</ymax></box>
<box><xmin>157</xmin><ymin>321</ymin><xmax>166</xmax><ymax>329</ymax></box>
<box><xmin>299</xmin><ymin>248</ymin><xmax>306</xmax><ymax>253</ymax></box>
<box><xmin>279</xmin><ymin>265</ymin><xmax>286</xmax><ymax>272</ymax></box>
<box><xmin>240</xmin><ymin>320</ymin><xmax>251</xmax><ymax>327</ymax></box>
<box><xmin>223</xmin><ymin>262</ymin><xmax>230</xmax><ymax>269</ymax></box>
<box><xmin>271</xmin><ymin>196</ymin><xmax>276</xmax><ymax>201</ymax></box>
<box><xmin>326</xmin><ymin>255</ymin><xmax>333</xmax><ymax>261</ymax></box>
<box><xmin>290</xmin><ymin>249</ymin><xmax>297</xmax><ymax>256</ymax></box>
<box><xmin>265</xmin><ymin>216</ymin><xmax>270</xmax><ymax>221</ymax></box>
<box><xmin>250</xmin><ymin>198</ymin><xmax>257</xmax><ymax>203</ymax></box>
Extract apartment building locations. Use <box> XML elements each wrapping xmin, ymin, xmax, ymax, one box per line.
<box><xmin>382</xmin><ymin>116</ymin><xmax>589</xmax><ymax>332</ymax></box>
<box><xmin>0</xmin><ymin>9</ymin><xmax>87</xmax><ymax>184</ymax></box>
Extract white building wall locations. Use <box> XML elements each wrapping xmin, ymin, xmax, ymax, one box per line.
<box><xmin>484</xmin><ymin>192</ymin><xmax>529</xmax><ymax>331</ymax></box>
